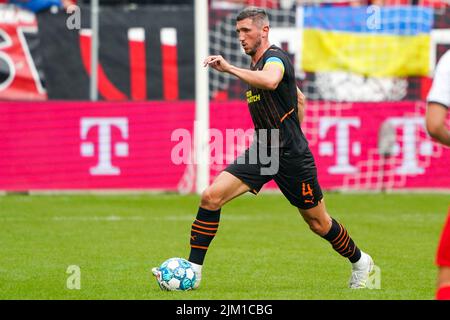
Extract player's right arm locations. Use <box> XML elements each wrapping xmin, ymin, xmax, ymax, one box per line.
<box><xmin>426</xmin><ymin>103</ymin><xmax>450</xmax><ymax>146</ymax></box>
<box><xmin>426</xmin><ymin>51</ymin><xmax>450</xmax><ymax>146</ymax></box>
<box><xmin>204</xmin><ymin>55</ymin><xmax>283</xmax><ymax>91</ymax></box>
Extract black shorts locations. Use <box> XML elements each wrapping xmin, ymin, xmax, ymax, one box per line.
<box><xmin>224</xmin><ymin>146</ymin><xmax>323</xmax><ymax>209</ymax></box>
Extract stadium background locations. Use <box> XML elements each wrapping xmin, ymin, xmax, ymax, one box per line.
<box><xmin>0</xmin><ymin>0</ymin><xmax>449</xmax><ymax>301</ymax></box>
<box><xmin>0</xmin><ymin>0</ymin><xmax>448</xmax><ymax>193</ymax></box>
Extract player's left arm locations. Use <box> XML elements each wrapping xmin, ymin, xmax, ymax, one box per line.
<box><xmin>426</xmin><ymin>103</ymin><xmax>450</xmax><ymax>146</ymax></box>
<box><xmin>204</xmin><ymin>55</ymin><xmax>284</xmax><ymax>90</ymax></box>
<box><xmin>297</xmin><ymin>87</ymin><xmax>306</xmax><ymax>124</ymax></box>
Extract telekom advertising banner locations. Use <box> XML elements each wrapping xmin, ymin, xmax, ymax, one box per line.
<box><xmin>0</xmin><ymin>101</ymin><xmax>194</xmax><ymax>190</ymax></box>
<box><xmin>208</xmin><ymin>100</ymin><xmax>450</xmax><ymax>191</ymax></box>
<box><xmin>302</xmin><ymin>101</ymin><xmax>449</xmax><ymax>191</ymax></box>
<box><xmin>0</xmin><ymin>101</ymin><xmax>448</xmax><ymax>191</ymax></box>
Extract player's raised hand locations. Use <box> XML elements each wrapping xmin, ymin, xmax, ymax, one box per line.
<box><xmin>203</xmin><ymin>55</ymin><xmax>231</xmax><ymax>73</ymax></box>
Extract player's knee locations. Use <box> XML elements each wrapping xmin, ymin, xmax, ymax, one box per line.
<box><xmin>438</xmin><ymin>267</ymin><xmax>450</xmax><ymax>287</ymax></box>
<box><xmin>308</xmin><ymin>222</ymin><xmax>325</xmax><ymax>236</ymax></box>
<box><xmin>200</xmin><ymin>188</ymin><xmax>223</xmax><ymax>211</ymax></box>
<box><xmin>299</xmin><ymin>205</ymin><xmax>331</xmax><ymax>236</ymax></box>
<box><xmin>305</xmin><ymin>218</ymin><xmax>329</xmax><ymax>236</ymax></box>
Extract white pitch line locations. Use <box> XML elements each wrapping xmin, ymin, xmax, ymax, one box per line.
<box><xmin>0</xmin><ymin>214</ymin><xmax>275</xmax><ymax>222</ymax></box>
<box><xmin>52</xmin><ymin>215</ymin><xmax>146</xmax><ymax>221</ymax></box>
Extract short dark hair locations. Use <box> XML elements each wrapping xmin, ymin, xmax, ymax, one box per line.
<box><xmin>236</xmin><ymin>7</ymin><xmax>269</xmax><ymax>26</ymax></box>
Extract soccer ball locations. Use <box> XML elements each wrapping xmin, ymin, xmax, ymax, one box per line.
<box><xmin>156</xmin><ymin>257</ymin><xmax>196</xmax><ymax>291</ymax></box>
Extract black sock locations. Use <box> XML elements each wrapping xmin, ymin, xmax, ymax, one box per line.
<box><xmin>322</xmin><ymin>218</ymin><xmax>362</xmax><ymax>263</ymax></box>
<box><xmin>188</xmin><ymin>207</ymin><xmax>221</xmax><ymax>265</ymax></box>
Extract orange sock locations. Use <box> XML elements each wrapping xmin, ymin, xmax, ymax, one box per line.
<box><xmin>323</xmin><ymin>218</ymin><xmax>362</xmax><ymax>263</ymax></box>
<box><xmin>189</xmin><ymin>207</ymin><xmax>221</xmax><ymax>265</ymax></box>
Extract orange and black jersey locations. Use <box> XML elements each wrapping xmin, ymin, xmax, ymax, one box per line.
<box><xmin>247</xmin><ymin>45</ymin><xmax>309</xmax><ymax>154</ymax></box>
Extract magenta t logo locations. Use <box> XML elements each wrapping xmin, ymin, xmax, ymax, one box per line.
<box><xmin>80</xmin><ymin>117</ymin><xmax>129</xmax><ymax>175</ymax></box>
<box><xmin>319</xmin><ymin>117</ymin><xmax>361</xmax><ymax>174</ymax></box>
<box><xmin>383</xmin><ymin>117</ymin><xmax>433</xmax><ymax>175</ymax></box>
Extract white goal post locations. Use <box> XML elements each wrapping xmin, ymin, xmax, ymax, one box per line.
<box><xmin>195</xmin><ymin>0</ymin><xmax>210</xmax><ymax>194</ymax></box>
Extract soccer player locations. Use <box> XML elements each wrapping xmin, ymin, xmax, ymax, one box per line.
<box><xmin>153</xmin><ymin>7</ymin><xmax>374</xmax><ymax>290</ymax></box>
<box><xmin>426</xmin><ymin>49</ymin><xmax>450</xmax><ymax>300</ymax></box>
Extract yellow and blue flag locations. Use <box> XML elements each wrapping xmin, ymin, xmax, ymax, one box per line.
<box><xmin>302</xmin><ymin>6</ymin><xmax>434</xmax><ymax>77</ymax></box>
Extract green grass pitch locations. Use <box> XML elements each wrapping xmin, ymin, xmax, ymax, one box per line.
<box><xmin>0</xmin><ymin>192</ymin><xmax>448</xmax><ymax>300</ymax></box>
